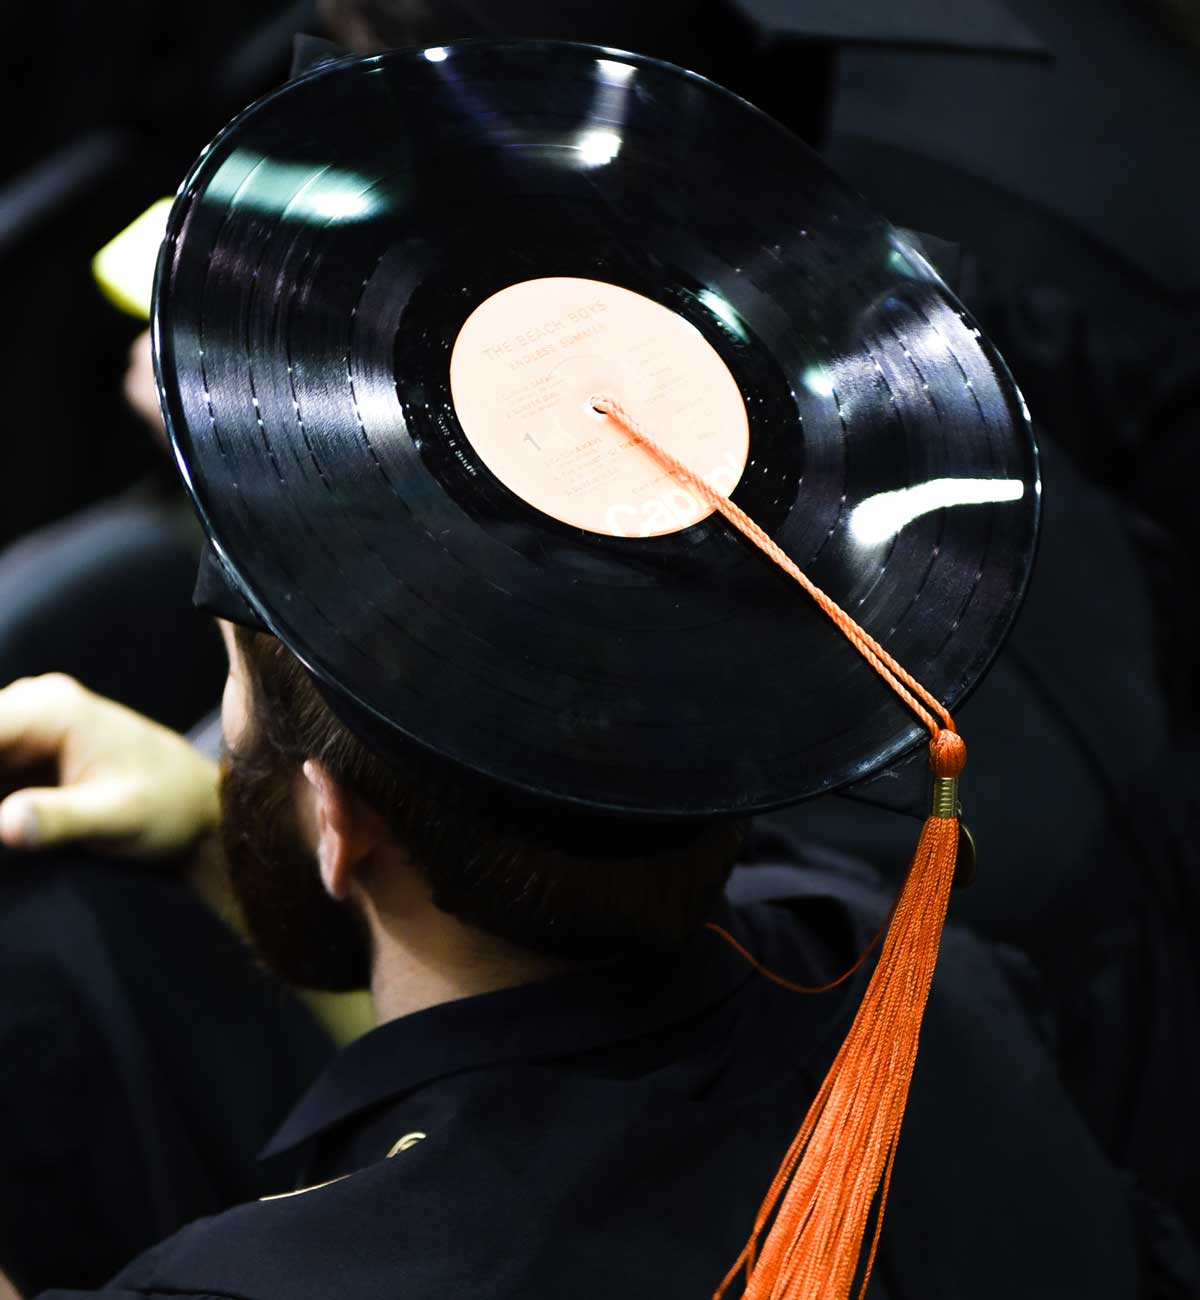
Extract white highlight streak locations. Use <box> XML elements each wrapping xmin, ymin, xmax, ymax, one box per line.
<box><xmin>577</xmin><ymin>129</ymin><xmax>622</xmax><ymax>166</ymax></box>
<box><xmin>849</xmin><ymin>478</ymin><xmax>1025</xmax><ymax>545</ymax></box>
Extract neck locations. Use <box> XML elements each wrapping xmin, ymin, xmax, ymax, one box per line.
<box><xmin>361</xmin><ymin>866</ymin><xmax>578</xmax><ymax>1025</ymax></box>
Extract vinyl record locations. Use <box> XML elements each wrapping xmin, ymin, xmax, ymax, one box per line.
<box><xmin>154</xmin><ymin>40</ymin><xmax>1039</xmax><ymax>817</ymax></box>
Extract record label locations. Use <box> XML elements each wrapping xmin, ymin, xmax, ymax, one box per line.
<box><xmin>448</xmin><ymin>276</ymin><xmax>750</xmax><ymax>537</ymax></box>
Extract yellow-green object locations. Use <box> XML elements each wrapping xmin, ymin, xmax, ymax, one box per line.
<box><xmin>92</xmin><ymin>196</ymin><xmax>172</xmax><ymax>319</ymax></box>
<box><xmin>300</xmin><ymin>989</ymin><xmax>376</xmax><ymax>1047</ymax></box>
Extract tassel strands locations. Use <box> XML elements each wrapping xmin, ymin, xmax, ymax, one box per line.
<box><xmin>715</xmin><ymin>732</ymin><xmax>965</xmax><ymax>1300</ymax></box>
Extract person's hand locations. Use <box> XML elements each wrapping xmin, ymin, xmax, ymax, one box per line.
<box><xmin>0</xmin><ymin>674</ymin><xmax>220</xmax><ymax>859</ymax></box>
<box><xmin>0</xmin><ymin>1267</ymin><xmax>21</xmax><ymax>1300</ymax></box>
<box><xmin>123</xmin><ymin>327</ymin><xmax>168</xmax><ymax>446</ymax></box>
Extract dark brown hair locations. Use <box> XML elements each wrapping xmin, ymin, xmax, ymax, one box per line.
<box><xmin>234</xmin><ymin>628</ymin><xmax>743</xmax><ymax>960</ymax></box>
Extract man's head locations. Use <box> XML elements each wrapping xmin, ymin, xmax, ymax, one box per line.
<box><xmin>217</xmin><ymin>622</ymin><xmax>744</xmax><ymax>992</ymax></box>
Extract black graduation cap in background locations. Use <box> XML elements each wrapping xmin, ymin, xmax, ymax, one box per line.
<box><xmin>724</xmin><ymin>0</ymin><xmax>1046</xmax><ymax>54</ymax></box>
<box><xmin>273</xmin><ymin>0</ymin><xmax>1048</xmax><ymax>146</ymax></box>
<box><xmin>714</xmin><ymin>0</ymin><xmax>1048</xmax><ymax>144</ymax></box>
<box><xmin>442</xmin><ymin>0</ymin><xmax>1048</xmax><ymax>144</ymax></box>
<box><xmin>827</xmin><ymin>0</ymin><xmax>1200</xmax><ymax>299</ymax></box>
<box><xmin>445</xmin><ymin>0</ymin><xmax>1045</xmax><ymax>51</ymax></box>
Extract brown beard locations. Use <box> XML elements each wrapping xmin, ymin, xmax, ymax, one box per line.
<box><xmin>218</xmin><ymin>736</ymin><xmax>371</xmax><ymax>992</ymax></box>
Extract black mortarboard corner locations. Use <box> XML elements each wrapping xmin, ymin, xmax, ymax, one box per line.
<box><xmin>193</xmin><ymin>540</ymin><xmax>267</xmax><ymax>632</ymax></box>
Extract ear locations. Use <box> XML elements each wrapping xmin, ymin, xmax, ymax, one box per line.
<box><xmin>300</xmin><ymin>760</ymin><xmax>386</xmax><ymax>900</ymax></box>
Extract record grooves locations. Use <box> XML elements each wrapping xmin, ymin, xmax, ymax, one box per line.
<box><xmin>155</xmin><ymin>40</ymin><xmax>1038</xmax><ymax>816</ymax></box>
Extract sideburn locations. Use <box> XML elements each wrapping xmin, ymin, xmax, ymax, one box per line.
<box><xmin>219</xmin><ymin>731</ymin><xmax>373</xmax><ymax>993</ymax></box>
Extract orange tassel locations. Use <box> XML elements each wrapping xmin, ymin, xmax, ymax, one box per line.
<box><xmin>587</xmin><ymin>395</ymin><xmax>972</xmax><ymax>1300</ymax></box>
<box><xmin>714</xmin><ymin>729</ymin><xmax>966</xmax><ymax>1300</ymax></box>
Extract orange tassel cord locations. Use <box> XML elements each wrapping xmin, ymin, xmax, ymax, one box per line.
<box><xmin>592</xmin><ymin>394</ymin><xmax>967</xmax><ymax>1300</ymax></box>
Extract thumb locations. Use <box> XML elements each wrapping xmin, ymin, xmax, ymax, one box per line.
<box><xmin>0</xmin><ymin>780</ymin><xmax>143</xmax><ymax>850</ymax></box>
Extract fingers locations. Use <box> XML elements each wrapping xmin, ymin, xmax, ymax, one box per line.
<box><xmin>124</xmin><ymin>328</ymin><xmax>167</xmax><ymax>444</ymax></box>
<box><xmin>0</xmin><ymin>778</ymin><xmax>142</xmax><ymax>851</ymax></box>
<box><xmin>0</xmin><ymin>673</ymin><xmax>104</xmax><ymax>849</ymax></box>
<box><xmin>0</xmin><ymin>674</ymin><xmax>221</xmax><ymax>860</ymax></box>
<box><xmin>0</xmin><ymin>673</ymin><xmax>84</xmax><ymax>760</ymax></box>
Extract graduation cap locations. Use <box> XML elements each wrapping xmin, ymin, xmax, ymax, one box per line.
<box><xmin>717</xmin><ymin>0</ymin><xmax>1049</xmax><ymax>144</ymax></box>
<box><xmin>163</xmin><ymin>40</ymin><xmax>1037</xmax><ymax>1300</ymax></box>
<box><xmin>827</xmin><ymin>0</ymin><xmax>1199</xmax><ymax>297</ymax></box>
